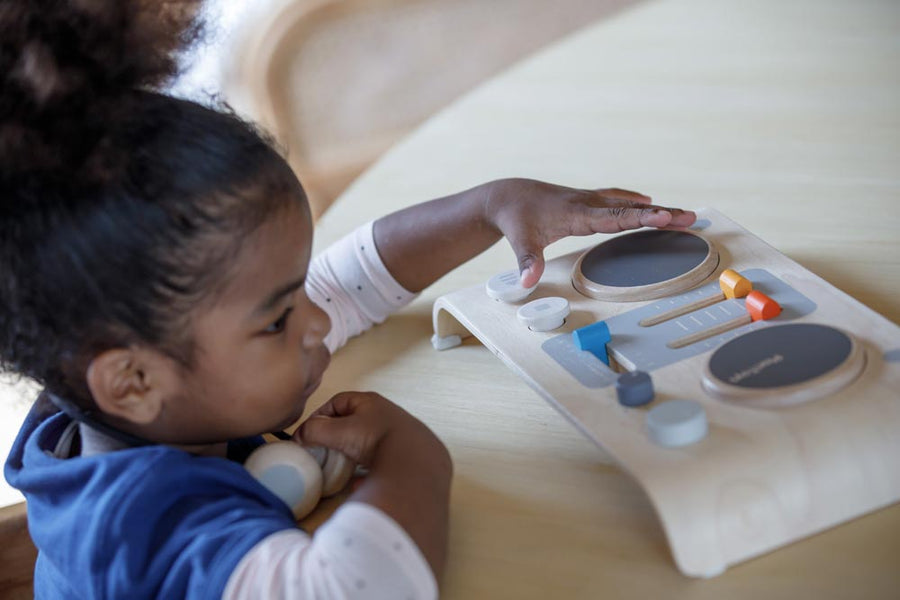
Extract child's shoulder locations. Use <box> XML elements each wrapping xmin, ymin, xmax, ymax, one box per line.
<box><xmin>9</xmin><ymin>407</ymin><xmax>288</xmax><ymax>516</ymax></box>
<box><xmin>8</xmin><ymin>405</ymin><xmax>300</xmax><ymax>599</ymax></box>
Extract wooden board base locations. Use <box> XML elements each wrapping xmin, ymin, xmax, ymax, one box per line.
<box><xmin>432</xmin><ymin>208</ymin><xmax>900</xmax><ymax>577</ymax></box>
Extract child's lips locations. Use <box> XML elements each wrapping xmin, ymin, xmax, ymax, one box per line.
<box><xmin>302</xmin><ymin>347</ymin><xmax>331</xmax><ymax>397</ymax></box>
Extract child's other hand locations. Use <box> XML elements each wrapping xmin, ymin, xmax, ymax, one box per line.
<box><xmin>485</xmin><ymin>178</ymin><xmax>697</xmax><ymax>288</ymax></box>
<box><xmin>295</xmin><ymin>392</ymin><xmax>452</xmax><ymax>579</ymax></box>
<box><xmin>294</xmin><ymin>391</ymin><xmax>446</xmax><ymax>470</ymax></box>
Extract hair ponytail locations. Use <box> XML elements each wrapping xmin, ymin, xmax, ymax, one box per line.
<box><xmin>0</xmin><ymin>0</ymin><xmax>303</xmax><ymax>404</ymax></box>
<box><xmin>1</xmin><ymin>0</ymin><xmax>202</xmax><ymax>187</ymax></box>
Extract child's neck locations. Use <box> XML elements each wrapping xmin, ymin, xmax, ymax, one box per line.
<box><xmin>170</xmin><ymin>441</ymin><xmax>229</xmax><ymax>458</ymax></box>
<box><xmin>78</xmin><ymin>422</ymin><xmax>227</xmax><ymax>458</ymax></box>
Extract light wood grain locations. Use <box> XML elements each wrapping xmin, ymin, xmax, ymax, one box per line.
<box><xmin>0</xmin><ymin>503</ymin><xmax>36</xmax><ymax>600</ymax></box>
<box><xmin>306</xmin><ymin>0</ymin><xmax>900</xmax><ymax>596</ymax></box>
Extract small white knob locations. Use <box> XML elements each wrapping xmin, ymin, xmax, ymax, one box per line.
<box><xmin>319</xmin><ymin>448</ymin><xmax>355</xmax><ymax>497</ymax></box>
<box><xmin>516</xmin><ymin>296</ymin><xmax>570</xmax><ymax>332</ymax></box>
<box><xmin>646</xmin><ymin>400</ymin><xmax>708</xmax><ymax>448</ymax></box>
<box><xmin>486</xmin><ymin>269</ymin><xmax>537</xmax><ymax>303</ymax></box>
<box><xmin>244</xmin><ymin>442</ymin><xmax>323</xmax><ymax>519</ymax></box>
<box><xmin>299</xmin><ymin>445</ymin><xmax>355</xmax><ymax>497</ymax></box>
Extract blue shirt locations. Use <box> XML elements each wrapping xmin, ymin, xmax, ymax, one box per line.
<box><xmin>4</xmin><ymin>397</ymin><xmax>297</xmax><ymax>599</ymax></box>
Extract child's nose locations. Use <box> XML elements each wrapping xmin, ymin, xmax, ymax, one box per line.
<box><xmin>303</xmin><ymin>302</ymin><xmax>331</xmax><ymax>348</ymax></box>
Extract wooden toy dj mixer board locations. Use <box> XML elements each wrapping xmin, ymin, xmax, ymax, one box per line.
<box><xmin>431</xmin><ymin>208</ymin><xmax>900</xmax><ymax>578</ymax></box>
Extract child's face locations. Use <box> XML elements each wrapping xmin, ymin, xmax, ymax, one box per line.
<box><xmin>165</xmin><ymin>199</ymin><xmax>331</xmax><ymax>442</ymax></box>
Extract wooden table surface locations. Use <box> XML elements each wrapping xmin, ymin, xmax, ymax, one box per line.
<box><xmin>2</xmin><ymin>0</ymin><xmax>898</xmax><ymax>597</ymax></box>
<box><xmin>305</xmin><ymin>0</ymin><xmax>900</xmax><ymax>597</ymax></box>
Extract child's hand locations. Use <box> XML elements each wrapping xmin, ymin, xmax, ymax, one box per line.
<box><xmin>295</xmin><ymin>391</ymin><xmax>448</xmax><ymax>471</ymax></box>
<box><xmin>484</xmin><ymin>178</ymin><xmax>697</xmax><ymax>288</ymax></box>
<box><xmin>295</xmin><ymin>391</ymin><xmax>452</xmax><ymax>579</ymax></box>
<box><xmin>374</xmin><ymin>177</ymin><xmax>695</xmax><ymax>295</ymax></box>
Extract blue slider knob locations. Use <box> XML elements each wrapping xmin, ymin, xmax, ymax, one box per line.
<box><xmin>572</xmin><ymin>321</ymin><xmax>611</xmax><ymax>365</ymax></box>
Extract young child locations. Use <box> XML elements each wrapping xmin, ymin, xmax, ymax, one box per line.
<box><xmin>0</xmin><ymin>1</ymin><xmax>695</xmax><ymax>598</ymax></box>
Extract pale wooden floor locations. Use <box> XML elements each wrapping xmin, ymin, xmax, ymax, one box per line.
<box><xmin>0</xmin><ymin>505</ymin><xmax>36</xmax><ymax>600</ymax></box>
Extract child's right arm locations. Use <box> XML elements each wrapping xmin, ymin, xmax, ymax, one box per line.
<box><xmin>297</xmin><ymin>391</ymin><xmax>453</xmax><ymax>581</ymax></box>
<box><xmin>223</xmin><ymin>392</ymin><xmax>450</xmax><ymax>599</ymax></box>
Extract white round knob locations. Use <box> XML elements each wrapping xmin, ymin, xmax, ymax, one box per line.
<box><xmin>516</xmin><ymin>296</ymin><xmax>570</xmax><ymax>332</ymax></box>
<box><xmin>301</xmin><ymin>445</ymin><xmax>355</xmax><ymax>497</ymax></box>
<box><xmin>245</xmin><ymin>441</ymin><xmax>323</xmax><ymax>519</ymax></box>
<box><xmin>646</xmin><ymin>400</ymin><xmax>708</xmax><ymax>448</ymax></box>
<box><xmin>486</xmin><ymin>269</ymin><xmax>537</xmax><ymax>303</ymax></box>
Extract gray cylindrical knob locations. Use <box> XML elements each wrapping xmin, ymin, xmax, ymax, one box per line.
<box><xmin>646</xmin><ymin>400</ymin><xmax>708</xmax><ymax>448</ymax></box>
<box><xmin>615</xmin><ymin>370</ymin><xmax>654</xmax><ymax>407</ymax></box>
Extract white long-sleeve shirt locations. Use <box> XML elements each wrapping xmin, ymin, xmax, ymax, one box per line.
<box><xmin>307</xmin><ymin>221</ymin><xmax>418</xmax><ymax>354</ymax></box>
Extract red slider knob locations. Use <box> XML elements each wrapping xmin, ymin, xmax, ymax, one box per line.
<box><xmin>745</xmin><ymin>290</ymin><xmax>781</xmax><ymax>321</ymax></box>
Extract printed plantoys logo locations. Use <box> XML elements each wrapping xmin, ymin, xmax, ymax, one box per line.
<box><xmin>728</xmin><ymin>354</ymin><xmax>784</xmax><ymax>384</ymax></box>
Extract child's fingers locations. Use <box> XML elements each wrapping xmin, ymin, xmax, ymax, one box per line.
<box><xmin>588</xmin><ymin>205</ymin><xmax>696</xmax><ymax>233</ymax></box>
<box><xmin>588</xmin><ymin>206</ymin><xmax>672</xmax><ymax>232</ymax></box>
<box><xmin>294</xmin><ymin>416</ymin><xmax>345</xmax><ymax>453</ymax></box>
<box><xmin>308</xmin><ymin>391</ymin><xmax>374</xmax><ymax>419</ymax></box>
<box><xmin>296</xmin><ymin>391</ymin><xmax>399</xmax><ymax>464</ymax></box>
<box><xmin>295</xmin><ymin>414</ymin><xmax>383</xmax><ymax>465</ymax></box>
<box><xmin>519</xmin><ymin>256</ymin><xmax>545</xmax><ymax>289</ymax></box>
<box><xmin>588</xmin><ymin>190</ymin><xmax>696</xmax><ymax>228</ymax></box>
<box><xmin>637</xmin><ymin>206</ymin><xmax>696</xmax><ymax>228</ymax></box>
<box><xmin>666</xmin><ymin>208</ymin><xmax>697</xmax><ymax>227</ymax></box>
<box><xmin>506</xmin><ymin>233</ymin><xmax>547</xmax><ymax>287</ymax></box>
<box><xmin>593</xmin><ymin>188</ymin><xmax>653</xmax><ymax>204</ymax></box>
<box><xmin>588</xmin><ymin>193</ymin><xmax>683</xmax><ymax>216</ymax></box>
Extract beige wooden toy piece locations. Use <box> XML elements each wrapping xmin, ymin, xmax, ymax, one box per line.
<box><xmin>666</xmin><ymin>314</ymin><xmax>752</xmax><ymax>349</ymax></box>
<box><xmin>432</xmin><ymin>208</ymin><xmax>900</xmax><ymax>578</ymax></box>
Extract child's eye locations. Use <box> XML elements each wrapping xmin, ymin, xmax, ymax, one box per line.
<box><xmin>264</xmin><ymin>307</ymin><xmax>294</xmax><ymax>334</ymax></box>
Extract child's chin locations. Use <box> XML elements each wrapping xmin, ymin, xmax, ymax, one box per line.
<box><xmin>275</xmin><ymin>402</ymin><xmax>309</xmax><ymax>431</ymax></box>
<box><xmin>302</xmin><ymin>374</ymin><xmax>324</xmax><ymax>398</ymax></box>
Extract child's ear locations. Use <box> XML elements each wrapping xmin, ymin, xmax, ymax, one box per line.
<box><xmin>86</xmin><ymin>348</ymin><xmax>171</xmax><ymax>425</ymax></box>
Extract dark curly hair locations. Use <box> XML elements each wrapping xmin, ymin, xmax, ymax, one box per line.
<box><xmin>0</xmin><ymin>0</ymin><xmax>305</xmax><ymax>404</ymax></box>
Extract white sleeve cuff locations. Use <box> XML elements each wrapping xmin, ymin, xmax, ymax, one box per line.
<box><xmin>306</xmin><ymin>221</ymin><xmax>418</xmax><ymax>353</ymax></box>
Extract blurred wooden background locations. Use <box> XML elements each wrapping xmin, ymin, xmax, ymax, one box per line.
<box><xmin>217</xmin><ymin>0</ymin><xmax>642</xmax><ymax>217</ymax></box>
